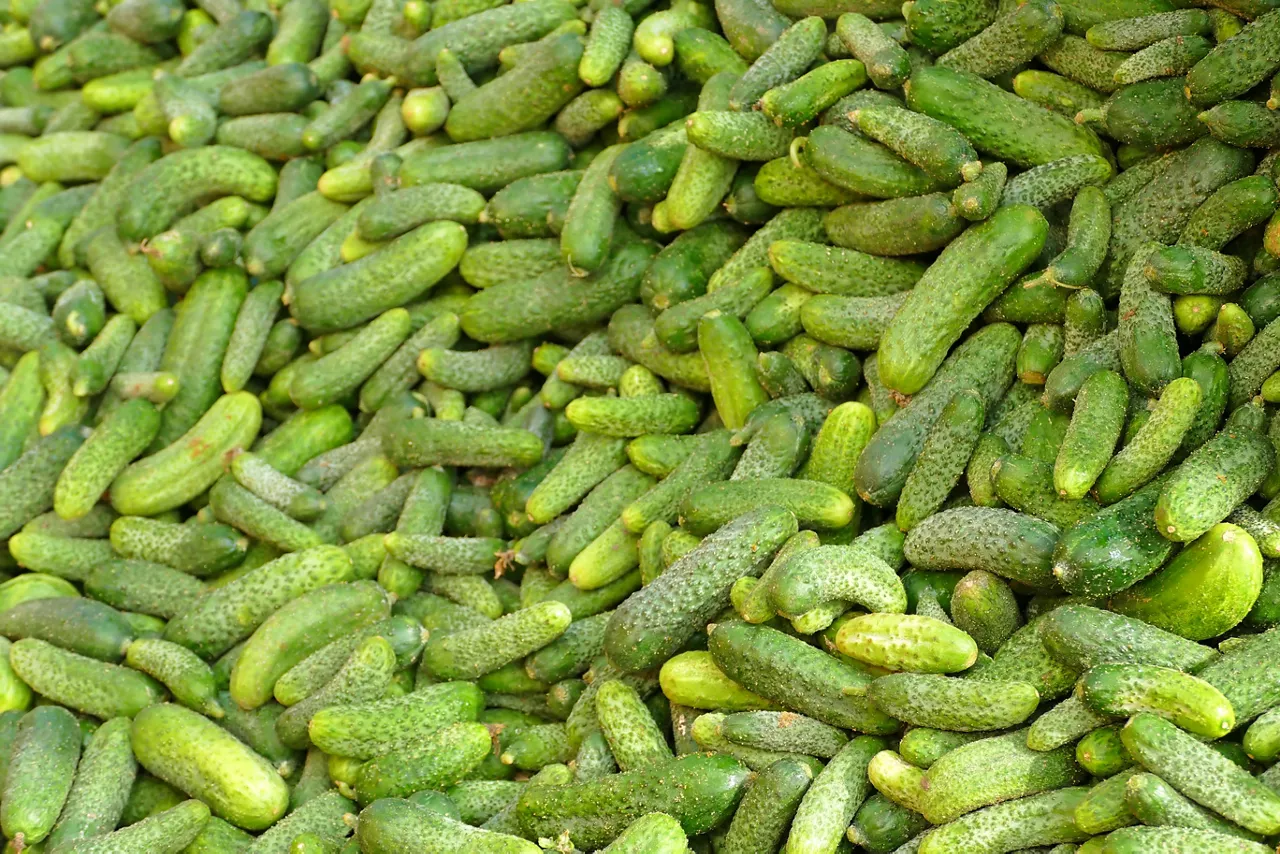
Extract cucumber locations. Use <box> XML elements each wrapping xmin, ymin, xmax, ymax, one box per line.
<box><xmin>356</xmin><ymin>798</ymin><xmax>539</xmax><ymax>854</ymax></box>
<box><xmin>918</xmin><ymin>786</ymin><xmax>1090</xmax><ymax>854</ymax></box>
<box><xmin>117</xmin><ymin>146</ymin><xmax>275</xmax><ymax>241</ymax></box>
<box><xmin>130</xmin><ymin>703</ymin><xmax>290</xmax><ymax>831</ymax></box>
<box><xmin>1079</xmin><ymin>663</ymin><xmax>1234</xmax><ymax>738</ymax></box>
<box><xmin>164</xmin><ymin>546</ymin><xmax>354</xmax><ymax>658</ymax></box>
<box><xmin>855</xmin><ymin>322</ymin><xmax>1020</xmax><ymax>506</ymax></box>
<box><xmin>937</xmin><ymin>0</ymin><xmax>1064</xmax><ymax>79</ymax></box>
<box><xmin>1</xmin><ymin>705</ymin><xmax>81</xmax><ymax>847</ymax></box>
<box><xmin>604</xmin><ymin>506</ymin><xmax>795</xmax><ymax>671</ymax></box>
<box><xmin>680</xmin><ymin>478</ymin><xmax>854</xmax><ymax>535</ymax></box>
<box><xmin>800</xmin><ymin>126</ymin><xmax>943</xmax><ymax>200</ymax></box>
<box><xmin>44</xmin><ymin>715</ymin><xmax>137</xmax><ymax>851</ymax></box>
<box><xmin>903</xmin><ymin>506</ymin><xmax>1060</xmax><ymax>590</ymax></box>
<box><xmin>824</xmin><ymin>192</ymin><xmax>966</xmax><ymax>256</ymax></box>
<box><xmin>1124</xmin><ymin>770</ymin><xmax>1262</xmax><ymax>842</ymax></box>
<box><xmin>921</xmin><ymin>730</ymin><xmax>1085</xmax><ymax>824</ymax></box>
<box><xmin>1120</xmin><ymin>712</ymin><xmax>1280</xmax><ymax>835</ymax></box>
<box><xmin>1154</xmin><ymin>415</ymin><xmax>1275</xmax><ymax>542</ymax></box>
<box><xmin>1037</xmin><ymin>604</ymin><xmax>1218</xmax><ymax>672</ymax></box>
<box><xmin>728</xmin><ymin>16</ymin><xmax>826</xmax><ymax>112</ymax></box>
<box><xmin>1103</xmin><ymin>826</ymin><xmax>1272</xmax><ymax>853</ymax></box>
<box><xmin>514</xmin><ymin>753</ymin><xmax>749</xmax><ymax>849</ymax></box>
<box><xmin>1185</xmin><ymin>9</ymin><xmax>1280</xmax><ymax>107</ymax></box>
<box><xmin>1110</xmin><ymin>522</ymin><xmax>1263</xmax><ymax>641</ymax></box>
<box><xmin>904</xmin><ymin>65</ymin><xmax>1110</xmax><ymax>168</ymax></box>
<box><xmin>309</xmin><ymin>681</ymin><xmax>483</xmax><ymax>759</ymax></box>
<box><xmin>868</xmin><ymin>673</ymin><xmax>1039</xmax><ymax>731</ymax></box>
<box><xmin>896</xmin><ymin>388</ymin><xmax>985</xmax><ymax>530</ymax></box>
<box><xmin>1191</xmin><ymin>624</ymin><xmax>1280</xmax><ymax>727</ymax></box>
<box><xmin>0</xmin><ymin>595</ymin><xmax>134</xmax><ymax>662</ymax></box>
<box><xmin>708</xmin><ymin>621</ymin><xmax>898</xmax><ymax>733</ymax></box>
<box><xmin>1101</xmin><ymin>137</ymin><xmax>1254</xmax><ymax>298</ymax></box>
<box><xmin>110</xmin><ymin>392</ymin><xmax>260</xmax><ymax>517</ymax></box>
<box><xmin>1051</xmin><ymin>476</ymin><xmax>1176</xmax><ymax>597</ymax></box>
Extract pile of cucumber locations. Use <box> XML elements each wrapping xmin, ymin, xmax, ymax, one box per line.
<box><xmin>0</xmin><ymin>0</ymin><xmax>1278</xmax><ymax>850</ymax></box>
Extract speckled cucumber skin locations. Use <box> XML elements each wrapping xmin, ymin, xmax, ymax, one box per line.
<box><xmin>118</xmin><ymin>146</ymin><xmax>276</xmax><ymax>241</ymax></box>
<box><xmin>1050</xmin><ymin>477</ymin><xmax>1176</xmax><ymax>597</ymax></box>
<box><xmin>1094</xmin><ymin>377</ymin><xmax>1201</xmax><ymax>504</ymax></box>
<box><xmin>1121</xmin><ymin>713</ymin><xmax>1280</xmax><ymax>835</ymax></box>
<box><xmin>770</xmin><ymin>542</ymin><xmax>905</xmax><ymax>618</ymax></box>
<box><xmin>1025</xmin><ymin>694</ymin><xmax>1112</xmax><ymax>752</ymax></box>
<box><xmin>709</xmin><ymin>621</ymin><xmax>898</xmax><ymax>733</ymax></box>
<box><xmin>920</xmin><ymin>729</ymin><xmax>1086</xmax><ymax>825</ymax></box>
<box><xmin>1037</xmin><ymin>604</ymin><xmax>1217</xmax><ymax>672</ymax></box>
<box><xmin>230</xmin><ymin>580</ymin><xmax>389</xmax><ymax>710</ymax></box>
<box><xmin>354</xmin><ymin>720</ymin><xmax>494</xmax><ymax>802</ymax></box>
<box><xmin>1154</xmin><ymin>418</ymin><xmax>1275</xmax><ymax>542</ymax></box>
<box><xmin>1124</xmin><ymin>770</ymin><xmax>1263</xmax><ymax>841</ymax></box>
<box><xmin>514</xmin><ymin>753</ymin><xmax>750</xmax><ymax>850</ymax></box>
<box><xmin>869</xmin><ymin>673</ymin><xmax>1040</xmax><ymax>731</ymax></box>
<box><xmin>897</xmin><ymin>388</ymin><xmax>985</xmax><ymax>531</ymax></box>
<box><xmin>308</xmin><ymin>681</ymin><xmax>484</xmax><ymax>760</ymax></box>
<box><xmin>937</xmin><ymin>0</ymin><xmax>1064</xmax><ymax>80</ymax></box>
<box><xmin>0</xmin><ymin>704</ymin><xmax>80</xmax><ymax>846</ymax></box>
<box><xmin>834</xmin><ymin>613</ymin><xmax>976</xmax><ymax>673</ymax></box>
<box><xmin>1079</xmin><ymin>663</ymin><xmax>1234</xmax><ymax>738</ymax></box>
<box><xmin>856</xmin><ymin>323</ymin><xmax>1020</xmax><ymax>507</ymax></box>
<box><xmin>903</xmin><ymin>507</ymin><xmax>1060</xmax><ymax>590</ymax></box>
<box><xmin>1109</xmin><ymin>521</ymin><xmax>1263</xmax><ymax>641</ymax></box>
<box><xmin>1196</xmin><ymin>626</ymin><xmax>1280</xmax><ymax>727</ymax></box>
<box><xmin>9</xmin><ymin>638</ymin><xmax>166</xmax><ymax>719</ymax></box>
<box><xmin>904</xmin><ymin>65</ymin><xmax>1109</xmax><ymax>169</ymax></box>
<box><xmin>44</xmin><ymin>715</ymin><xmax>137</xmax><ymax>851</ymax></box>
<box><xmin>605</xmin><ymin>506</ymin><xmax>795</xmax><ymax>672</ymax></box>
<box><xmin>918</xmin><ymin>786</ymin><xmax>1091</xmax><ymax>854</ymax></box>
<box><xmin>1185</xmin><ymin>9</ymin><xmax>1280</xmax><ymax>107</ymax></box>
<box><xmin>130</xmin><ymin>703</ymin><xmax>289</xmax><ymax>831</ymax></box>
<box><xmin>595</xmin><ymin>679</ymin><xmax>672</xmax><ymax>771</ymax></box>
<box><xmin>680</xmin><ymin>477</ymin><xmax>854</xmax><ymax>536</ymax></box>
<box><xmin>163</xmin><ymin>545</ymin><xmax>354</xmax><ymax>659</ymax></box>
<box><xmin>785</xmin><ymin>736</ymin><xmax>884</xmax><ymax>854</ymax></box>
<box><xmin>1100</xmin><ymin>138</ymin><xmax>1254</xmax><ymax>299</ymax></box>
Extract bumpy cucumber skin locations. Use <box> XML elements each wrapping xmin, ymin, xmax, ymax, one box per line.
<box><xmin>1101</xmin><ymin>137</ymin><xmax>1254</xmax><ymax>298</ymax></box>
<box><xmin>0</xmin><ymin>704</ymin><xmax>80</xmax><ymax>846</ymax></box>
<box><xmin>163</xmin><ymin>546</ymin><xmax>354</xmax><ymax>658</ymax></box>
<box><xmin>919</xmin><ymin>786</ymin><xmax>1090</xmax><ymax>854</ymax></box>
<box><xmin>1094</xmin><ymin>376</ymin><xmax>1201</xmax><ymax>504</ymax></box>
<box><xmin>856</xmin><ymin>323</ymin><xmax>1020</xmax><ymax>507</ymax></box>
<box><xmin>1121</xmin><ymin>712</ymin><xmax>1280</xmax><ymax>835</ymax></box>
<box><xmin>868</xmin><ymin>673</ymin><xmax>1040</xmax><ymax>731</ymax></box>
<box><xmin>514</xmin><ymin>753</ymin><xmax>750</xmax><ymax>849</ymax></box>
<box><xmin>110</xmin><ymin>392</ymin><xmax>261</xmax><ymax>517</ymax></box>
<box><xmin>1109</xmin><ymin>522</ymin><xmax>1263</xmax><ymax>641</ymax></box>
<box><xmin>290</xmin><ymin>221</ymin><xmax>468</xmax><ymax>334</ymax></box>
<box><xmin>1185</xmin><ymin>9</ymin><xmax>1280</xmax><ymax>107</ymax></box>
<box><xmin>903</xmin><ymin>506</ymin><xmax>1060</xmax><ymax>590</ymax></box>
<box><xmin>130</xmin><ymin>704</ymin><xmax>290</xmax><ymax>831</ymax></box>
<box><xmin>118</xmin><ymin>146</ymin><xmax>276</xmax><ymax>241</ymax></box>
<box><xmin>1052</xmin><ymin>476</ymin><xmax>1175</xmax><ymax>597</ymax></box>
<box><xmin>709</xmin><ymin>621</ymin><xmax>898</xmax><ymax>733</ymax></box>
<box><xmin>44</xmin><ymin>715</ymin><xmax>137</xmax><ymax>851</ymax></box>
<box><xmin>896</xmin><ymin>388</ymin><xmax>984</xmax><ymax>531</ymax></box>
<box><xmin>1038</xmin><ymin>604</ymin><xmax>1217</xmax><ymax>673</ymax></box>
<box><xmin>904</xmin><ymin>65</ymin><xmax>1110</xmax><ymax>168</ymax></box>
<box><xmin>1154</xmin><ymin>419</ymin><xmax>1275</xmax><ymax>542</ymax></box>
<box><xmin>1079</xmin><ymin>663</ymin><xmax>1234</xmax><ymax>739</ymax></box>
<box><xmin>357</xmin><ymin>797</ymin><xmax>540</xmax><ymax>854</ymax></box>
<box><xmin>920</xmin><ymin>730</ymin><xmax>1086</xmax><ymax>825</ymax></box>
<box><xmin>605</xmin><ymin>506</ymin><xmax>795</xmax><ymax>672</ymax></box>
